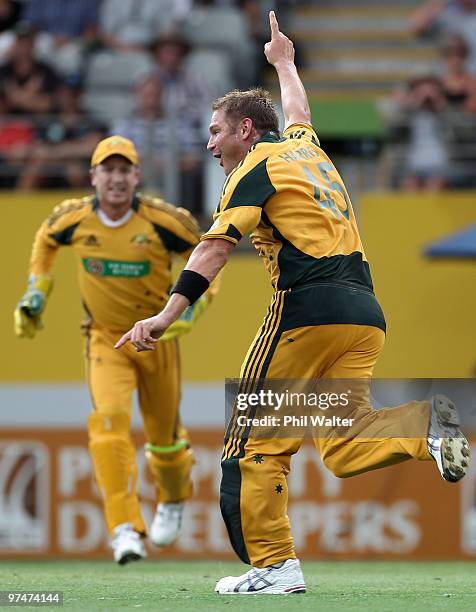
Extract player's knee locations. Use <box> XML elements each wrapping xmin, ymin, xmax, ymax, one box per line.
<box><xmin>87</xmin><ymin>412</ymin><xmax>136</xmax><ymax>492</ymax></box>
<box><xmin>88</xmin><ymin>411</ymin><xmax>131</xmax><ymax>439</ymax></box>
<box><xmin>321</xmin><ymin>455</ymin><xmax>349</xmax><ymax>478</ymax></box>
<box><xmin>146</xmin><ymin>444</ymin><xmax>194</xmax><ymax>472</ymax></box>
<box><xmin>87</xmin><ymin>412</ymin><xmax>133</xmax><ymax>463</ymax></box>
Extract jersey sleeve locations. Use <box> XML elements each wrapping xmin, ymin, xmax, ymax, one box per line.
<box><xmin>283</xmin><ymin>123</ymin><xmax>320</xmax><ymax>147</ymax></box>
<box><xmin>140</xmin><ymin>197</ymin><xmax>201</xmax><ymax>259</ymax></box>
<box><xmin>29</xmin><ymin>220</ymin><xmax>61</xmax><ymax>277</ymax></box>
<box><xmin>29</xmin><ymin>198</ymin><xmax>90</xmax><ymax>276</ymax></box>
<box><xmin>201</xmin><ymin>158</ymin><xmax>276</xmax><ymax>245</ymax></box>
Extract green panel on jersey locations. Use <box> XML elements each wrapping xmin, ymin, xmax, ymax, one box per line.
<box><xmin>281</xmin><ymin>283</ymin><xmax>386</xmax><ymax>333</ymax></box>
<box><xmin>220</xmin><ymin>457</ymin><xmax>251</xmax><ymax>565</ymax></box>
<box><xmin>82</xmin><ymin>258</ymin><xmax>150</xmax><ymax>277</ymax></box>
<box><xmin>226</xmin><ymin>159</ymin><xmax>276</xmax><ymax>210</ymax></box>
<box><xmin>224</xmin><ymin>224</ymin><xmax>242</xmax><ymax>242</ymax></box>
<box><xmin>153</xmin><ymin>224</ymin><xmax>195</xmax><ymax>253</ymax></box>
<box><xmin>261</xmin><ymin>211</ymin><xmax>374</xmax><ymax>291</ymax></box>
<box><xmin>50</xmin><ymin>222</ymin><xmax>80</xmax><ymax>245</ymax></box>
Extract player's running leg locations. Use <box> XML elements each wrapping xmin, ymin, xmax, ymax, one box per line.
<box><xmin>86</xmin><ymin>328</ymin><xmax>146</xmax><ymax>564</ymax></box>
<box><xmin>136</xmin><ymin>338</ymin><xmax>193</xmax><ymax>547</ymax></box>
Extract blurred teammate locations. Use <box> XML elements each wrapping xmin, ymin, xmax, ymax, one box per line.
<box><xmin>115</xmin><ymin>12</ymin><xmax>470</xmax><ymax>592</ymax></box>
<box><xmin>14</xmin><ymin>135</ymin><xmax>215</xmax><ymax>564</ymax></box>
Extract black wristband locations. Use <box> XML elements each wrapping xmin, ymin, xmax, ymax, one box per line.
<box><xmin>171</xmin><ymin>270</ymin><xmax>209</xmax><ymax>305</ymax></box>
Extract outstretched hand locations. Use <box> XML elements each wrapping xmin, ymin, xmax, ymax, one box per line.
<box><xmin>114</xmin><ymin>314</ymin><xmax>169</xmax><ymax>352</ymax></box>
<box><xmin>264</xmin><ymin>10</ymin><xmax>295</xmax><ymax>67</ymax></box>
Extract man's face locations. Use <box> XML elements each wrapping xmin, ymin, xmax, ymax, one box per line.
<box><xmin>90</xmin><ymin>155</ymin><xmax>140</xmax><ymax>209</ymax></box>
<box><xmin>12</xmin><ymin>36</ymin><xmax>35</xmax><ymax>63</ymax></box>
<box><xmin>207</xmin><ymin>108</ymin><xmax>249</xmax><ymax>176</ymax></box>
<box><xmin>156</xmin><ymin>43</ymin><xmax>184</xmax><ymax>74</ymax></box>
<box><xmin>136</xmin><ymin>78</ymin><xmax>161</xmax><ymax>114</ymax></box>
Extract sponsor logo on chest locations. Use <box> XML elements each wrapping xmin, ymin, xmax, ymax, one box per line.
<box><xmin>82</xmin><ymin>258</ymin><xmax>150</xmax><ymax>277</ymax></box>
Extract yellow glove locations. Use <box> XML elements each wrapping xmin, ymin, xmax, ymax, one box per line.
<box><xmin>14</xmin><ymin>275</ymin><xmax>53</xmax><ymax>339</ymax></box>
<box><xmin>160</xmin><ymin>295</ymin><xmax>209</xmax><ymax>341</ymax></box>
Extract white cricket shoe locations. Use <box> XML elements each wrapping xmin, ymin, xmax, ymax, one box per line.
<box><xmin>428</xmin><ymin>395</ymin><xmax>471</xmax><ymax>482</ymax></box>
<box><xmin>150</xmin><ymin>502</ymin><xmax>184</xmax><ymax>547</ymax></box>
<box><xmin>215</xmin><ymin>558</ymin><xmax>306</xmax><ymax>595</ymax></box>
<box><xmin>111</xmin><ymin>523</ymin><xmax>146</xmax><ymax>565</ymax></box>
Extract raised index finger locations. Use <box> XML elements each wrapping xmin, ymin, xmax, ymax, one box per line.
<box><xmin>269</xmin><ymin>10</ymin><xmax>279</xmax><ymax>38</ymax></box>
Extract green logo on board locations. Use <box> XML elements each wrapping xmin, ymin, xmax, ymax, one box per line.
<box><xmin>82</xmin><ymin>258</ymin><xmax>150</xmax><ymax>277</ymax></box>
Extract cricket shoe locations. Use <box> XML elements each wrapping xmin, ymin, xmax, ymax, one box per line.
<box><xmin>150</xmin><ymin>502</ymin><xmax>184</xmax><ymax>547</ymax></box>
<box><xmin>215</xmin><ymin>558</ymin><xmax>306</xmax><ymax>595</ymax></box>
<box><xmin>111</xmin><ymin>522</ymin><xmax>146</xmax><ymax>565</ymax></box>
<box><xmin>428</xmin><ymin>395</ymin><xmax>471</xmax><ymax>482</ymax></box>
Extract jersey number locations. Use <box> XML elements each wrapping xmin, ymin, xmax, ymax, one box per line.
<box><xmin>304</xmin><ymin>162</ymin><xmax>350</xmax><ymax>220</ymax></box>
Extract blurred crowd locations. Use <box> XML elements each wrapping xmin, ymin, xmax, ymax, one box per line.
<box><xmin>1</xmin><ymin>0</ymin><xmax>474</xmax><ymax>200</ymax></box>
<box><xmin>0</xmin><ymin>0</ymin><xmax>301</xmax><ymax>212</ymax></box>
<box><xmin>388</xmin><ymin>0</ymin><xmax>476</xmax><ymax>191</ymax></box>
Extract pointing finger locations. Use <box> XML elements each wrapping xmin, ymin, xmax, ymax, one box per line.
<box><xmin>269</xmin><ymin>10</ymin><xmax>279</xmax><ymax>38</ymax></box>
<box><xmin>114</xmin><ymin>330</ymin><xmax>132</xmax><ymax>349</ymax></box>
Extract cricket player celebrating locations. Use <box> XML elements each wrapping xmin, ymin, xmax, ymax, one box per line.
<box><xmin>116</xmin><ymin>12</ymin><xmax>470</xmax><ymax>593</ymax></box>
<box><xmin>15</xmin><ymin>136</ymin><xmax>215</xmax><ymax>564</ymax></box>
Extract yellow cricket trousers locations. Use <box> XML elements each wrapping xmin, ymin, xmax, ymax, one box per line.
<box><xmin>220</xmin><ymin>285</ymin><xmax>431</xmax><ymax>567</ymax></box>
<box><xmin>85</xmin><ymin>326</ymin><xmax>193</xmax><ymax>535</ymax></box>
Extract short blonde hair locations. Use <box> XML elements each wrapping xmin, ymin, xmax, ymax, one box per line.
<box><xmin>212</xmin><ymin>88</ymin><xmax>279</xmax><ymax>133</ymax></box>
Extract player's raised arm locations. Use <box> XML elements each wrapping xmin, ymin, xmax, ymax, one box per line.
<box><xmin>264</xmin><ymin>10</ymin><xmax>311</xmax><ymax>129</ymax></box>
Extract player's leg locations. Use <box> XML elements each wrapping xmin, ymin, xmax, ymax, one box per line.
<box><xmin>218</xmin><ymin>291</ymin><xmax>306</xmax><ymax>594</ymax></box>
<box><xmin>134</xmin><ymin>338</ymin><xmax>193</xmax><ymax>546</ymax></box>
<box><xmin>85</xmin><ymin>327</ymin><xmax>146</xmax><ymax>563</ymax></box>
<box><xmin>309</xmin><ymin>324</ymin><xmax>427</xmax><ymax>475</ymax></box>
<box><xmin>311</xmin><ymin>324</ymin><xmax>469</xmax><ymax>481</ymax></box>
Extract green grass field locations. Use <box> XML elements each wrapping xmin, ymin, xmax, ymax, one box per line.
<box><xmin>2</xmin><ymin>560</ymin><xmax>476</xmax><ymax>611</ymax></box>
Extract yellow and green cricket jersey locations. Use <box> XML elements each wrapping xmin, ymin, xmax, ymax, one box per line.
<box><xmin>202</xmin><ymin>123</ymin><xmax>385</xmax><ymax>330</ymax></box>
<box><xmin>30</xmin><ymin>193</ymin><xmax>200</xmax><ymax>332</ymax></box>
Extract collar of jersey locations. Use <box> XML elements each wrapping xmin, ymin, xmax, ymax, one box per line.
<box><xmin>97</xmin><ymin>206</ymin><xmax>134</xmax><ymax>228</ymax></box>
<box><xmin>255</xmin><ymin>130</ymin><xmax>281</xmax><ymax>144</ymax></box>
<box><xmin>92</xmin><ymin>194</ymin><xmax>140</xmax><ymax>212</ymax></box>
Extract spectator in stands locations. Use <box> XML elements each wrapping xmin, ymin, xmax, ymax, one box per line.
<box><xmin>0</xmin><ymin>23</ymin><xmax>62</xmax><ymax>115</ymax></box>
<box><xmin>0</xmin><ymin>113</ymin><xmax>34</xmax><ymax>188</ymax></box>
<box><xmin>436</xmin><ymin>35</ymin><xmax>476</xmax><ymax>186</ymax></box>
<box><xmin>0</xmin><ymin>0</ymin><xmax>22</xmax><ymax>61</ymax></box>
<box><xmin>111</xmin><ymin>75</ymin><xmax>204</xmax><ymax>213</ymax></box>
<box><xmin>21</xmin><ymin>0</ymin><xmax>99</xmax><ymax>78</ymax></box>
<box><xmin>16</xmin><ymin>81</ymin><xmax>106</xmax><ymax>190</ymax></box>
<box><xmin>0</xmin><ymin>0</ymin><xmax>20</xmax><ymax>31</ymax></box>
<box><xmin>98</xmin><ymin>0</ymin><xmax>191</xmax><ymax>53</ymax></box>
<box><xmin>393</xmin><ymin>73</ymin><xmax>451</xmax><ymax>191</ymax></box>
<box><xmin>410</xmin><ymin>0</ymin><xmax>476</xmax><ymax>73</ymax></box>
<box><xmin>149</xmin><ymin>32</ymin><xmax>215</xmax><ymax>126</ymax></box>
<box><xmin>439</xmin><ymin>35</ymin><xmax>476</xmax><ymax>109</ymax></box>
<box><xmin>464</xmin><ymin>80</ymin><xmax>476</xmax><ymax>113</ymax></box>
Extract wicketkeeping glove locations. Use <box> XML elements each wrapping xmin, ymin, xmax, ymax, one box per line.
<box><xmin>14</xmin><ymin>275</ymin><xmax>53</xmax><ymax>339</ymax></box>
<box><xmin>160</xmin><ymin>295</ymin><xmax>209</xmax><ymax>341</ymax></box>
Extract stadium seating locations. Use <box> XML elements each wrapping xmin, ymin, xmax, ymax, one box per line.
<box><xmin>287</xmin><ymin>0</ymin><xmax>436</xmax><ymax>100</ymax></box>
<box><xmin>185</xmin><ymin>49</ymin><xmax>233</xmax><ymax>98</ymax></box>
<box><xmin>83</xmin><ymin>50</ymin><xmax>154</xmax><ymax>121</ymax></box>
<box><xmin>182</xmin><ymin>6</ymin><xmax>254</xmax><ymax>87</ymax></box>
